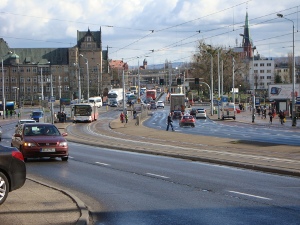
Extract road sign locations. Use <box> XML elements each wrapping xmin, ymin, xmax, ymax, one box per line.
<box><xmin>50</xmin><ymin>96</ymin><xmax>55</xmax><ymax>102</ymax></box>
<box><xmin>221</xmin><ymin>96</ymin><xmax>228</xmax><ymax>103</ymax></box>
<box><xmin>296</xmin><ymin>97</ymin><xmax>300</xmax><ymax>105</ymax></box>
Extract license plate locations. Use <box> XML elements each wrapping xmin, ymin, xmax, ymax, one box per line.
<box><xmin>41</xmin><ymin>148</ymin><xmax>56</xmax><ymax>152</ymax></box>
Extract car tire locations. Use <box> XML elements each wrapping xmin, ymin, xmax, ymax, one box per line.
<box><xmin>61</xmin><ymin>156</ymin><xmax>68</xmax><ymax>161</ymax></box>
<box><xmin>0</xmin><ymin>172</ymin><xmax>9</xmax><ymax>205</ymax></box>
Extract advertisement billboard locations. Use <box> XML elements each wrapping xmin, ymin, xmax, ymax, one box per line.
<box><xmin>268</xmin><ymin>84</ymin><xmax>300</xmax><ymax>100</ymax></box>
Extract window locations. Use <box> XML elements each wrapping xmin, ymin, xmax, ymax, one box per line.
<box><xmin>254</xmin><ymin>63</ymin><xmax>258</xmax><ymax>67</ymax></box>
<box><xmin>260</xmin><ymin>76</ymin><xmax>264</xmax><ymax>79</ymax></box>
<box><xmin>267</xmin><ymin>70</ymin><xmax>271</xmax><ymax>73</ymax></box>
<box><xmin>33</xmin><ymin>86</ymin><xmax>37</xmax><ymax>92</ymax></box>
<box><xmin>64</xmin><ymin>77</ymin><xmax>68</xmax><ymax>82</ymax></box>
<box><xmin>87</xmin><ymin>36</ymin><xmax>91</xmax><ymax>42</ymax></box>
<box><xmin>267</xmin><ymin>76</ymin><xmax>271</xmax><ymax>79</ymax></box>
<box><xmin>260</xmin><ymin>70</ymin><xmax>264</xmax><ymax>73</ymax></box>
<box><xmin>33</xmin><ymin>68</ymin><xmax>37</xmax><ymax>73</ymax></box>
<box><xmin>13</xmin><ymin>68</ymin><xmax>17</xmax><ymax>73</ymax></box>
<box><xmin>260</xmin><ymin>63</ymin><xmax>264</xmax><ymax>66</ymax></box>
<box><xmin>26</xmin><ymin>87</ymin><xmax>31</xmax><ymax>93</ymax></box>
<box><xmin>27</xmin><ymin>77</ymin><xmax>31</xmax><ymax>82</ymax></box>
<box><xmin>5</xmin><ymin>77</ymin><xmax>9</xmax><ymax>82</ymax></box>
<box><xmin>20</xmin><ymin>77</ymin><xmax>24</xmax><ymax>83</ymax></box>
<box><xmin>64</xmin><ymin>85</ymin><xmax>69</xmax><ymax>91</ymax></box>
<box><xmin>33</xmin><ymin>76</ymin><xmax>37</xmax><ymax>82</ymax></box>
<box><xmin>267</xmin><ymin>63</ymin><xmax>271</xmax><ymax>66</ymax></box>
<box><xmin>254</xmin><ymin>70</ymin><xmax>258</xmax><ymax>73</ymax></box>
<box><xmin>26</xmin><ymin>68</ymin><xmax>31</xmax><ymax>73</ymax></box>
<box><xmin>11</xmin><ymin>77</ymin><xmax>16</xmax><ymax>83</ymax></box>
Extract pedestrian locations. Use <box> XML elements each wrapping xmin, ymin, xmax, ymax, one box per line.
<box><xmin>10</xmin><ymin>110</ymin><xmax>13</xmax><ymax>118</ymax></box>
<box><xmin>268</xmin><ymin>111</ymin><xmax>273</xmax><ymax>124</ymax></box>
<box><xmin>120</xmin><ymin>112</ymin><xmax>125</xmax><ymax>123</ymax></box>
<box><xmin>279</xmin><ymin>110</ymin><xmax>285</xmax><ymax>125</ymax></box>
<box><xmin>18</xmin><ymin>112</ymin><xmax>20</xmax><ymax>118</ymax></box>
<box><xmin>5</xmin><ymin>109</ymin><xmax>8</xmax><ymax>118</ymax></box>
<box><xmin>133</xmin><ymin>110</ymin><xmax>137</xmax><ymax>119</ymax></box>
<box><xmin>166</xmin><ymin>113</ymin><xmax>174</xmax><ymax>131</ymax></box>
<box><xmin>125</xmin><ymin>112</ymin><xmax>128</xmax><ymax>123</ymax></box>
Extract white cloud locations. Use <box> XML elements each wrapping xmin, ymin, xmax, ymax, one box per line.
<box><xmin>0</xmin><ymin>0</ymin><xmax>299</xmax><ymax>64</ymax></box>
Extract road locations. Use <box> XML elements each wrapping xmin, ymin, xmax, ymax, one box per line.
<box><xmin>143</xmin><ymin>107</ymin><xmax>300</xmax><ymax>146</ymax></box>
<box><xmin>24</xmin><ymin>142</ymin><xmax>300</xmax><ymax>225</ymax></box>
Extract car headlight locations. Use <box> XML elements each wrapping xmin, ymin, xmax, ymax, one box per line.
<box><xmin>59</xmin><ymin>142</ymin><xmax>68</xmax><ymax>147</ymax></box>
<box><xmin>24</xmin><ymin>142</ymin><xmax>37</xmax><ymax>147</ymax></box>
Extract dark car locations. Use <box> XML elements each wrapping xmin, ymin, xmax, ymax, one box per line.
<box><xmin>30</xmin><ymin>111</ymin><xmax>44</xmax><ymax>122</ymax></box>
<box><xmin>0</xmin><ymin>145</ymin><xmax>26</xmax><ymax>205</ymax></box>
<box><xmin>189</xmin><ymin>108</ymin><xmax>197</xmax><ymax>117</ymax></box>
<box><xmin>11</xmin><ymin>123</ymin><xmax>69</xmax><ymax>162</ymax></box>
<box><xmin>179</xmin><ymin>114</ymin><xmax>196</xmax><ymax>127</ymax></box>
<box><xmin>172</xmin><ymin>110</ymin><xmax>182</xmax><ymax>120</ymax></box>
<box><xmin>150</xmin><ymin>101</ymin><xmax>157</xmax><ymax>110</ymax></box>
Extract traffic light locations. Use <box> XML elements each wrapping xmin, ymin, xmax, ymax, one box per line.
<box><xmin>177</xmin><ymin>78</ymin><xmax>181</xmax><ymax>85</ymax></box>
<box><xmin>195</xmin><ymin>78</ymin><xmax>199</xmax><ymax>85</ymax></box>
<box><xmin>159</xmin><ymin>78</ymin><xmax>164</xmax><ymax>85</ymax></box>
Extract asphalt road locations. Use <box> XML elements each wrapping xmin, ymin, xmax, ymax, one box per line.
<box><xmin>144</xmin><ymin>107</ymin><xmax>300</xmax><ymax>146</ymax></box>
<box><xmin>25</xmin><ymin>141</ymin><xmax>300</xmax><ymax>225</ymax></box>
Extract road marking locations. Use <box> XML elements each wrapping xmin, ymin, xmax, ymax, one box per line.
<box><xmin>69</xmin><ymin>156</ymin><xmax>74</xmax><ymax>159</ymax></box>
<box><xmin>146</xmin><ymin>173</ymin><xmax>169</xmax><ymax>179</ymax></box>
<box><xmin>228</xmin><ymin>191</ymin><xmax>272</xmax><ymax>200</ymax></box>
<box><xmin>95</xmin><ymin>162</ymin><xmax>110</xmax><ymax>166</ymax></box>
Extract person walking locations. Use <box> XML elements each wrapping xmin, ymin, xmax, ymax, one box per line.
<box><xmin>120</xmin><ymin>112</ymin><xmax>125</xmax><ymax>123</ymax></box>
<box><xmin>268</xmin><ymin>111</ymin><xmax>273</xmax><ymax>124</ymax></box>
<box><xmin>125</xmin><ymin>113</ymin><xmax>128</xmax><ymax>123</ymax></box>
<box><xmin>279</xmin><ymin>110</ymin><xmax>285</xmax><ymax>125</ymax></box>
<box><xmin>166</xmin><ymin>113</ymin><xmax>174</xmax><ymax>131</ymax></box>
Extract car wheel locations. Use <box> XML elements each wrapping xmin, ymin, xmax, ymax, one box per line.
<box><xmin>0</xmin><ymin>172</ymin><xmax>9</xmax><ymax>205</ymax></box>
<box><xmin>61</xmin><ymin>156</ymin><xmax>68</xmax><ymax>161</ymax></box>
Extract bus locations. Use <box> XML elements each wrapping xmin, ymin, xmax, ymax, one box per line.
<box><xmin>88</xmin><ymin>96</ymin><xmax>103</xmax><ymax>108</ymax></box>
<box><xmin>146</xmin><ymin>89</ymin><xmax>157</xmax><ymax>100</ymax></box>
<box><xmin>73</xmin><ymin>103</ymin><xmax>98</xmax><ymax>123</ymax></box>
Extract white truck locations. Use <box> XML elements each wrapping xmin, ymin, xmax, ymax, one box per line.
<box><xmin>170</xmin><ymin>94</ymin><xmax>185</xmax><ymax>113</ymax></box>
<box><xmin>108</xmin><ymin>88</ymin><xmax>123</xmax><ymax>105</ymax></box>
<box><xmin>221</xmin><ymin>102</ymin><xmax>236</xmax><ymax>120</ymax></box>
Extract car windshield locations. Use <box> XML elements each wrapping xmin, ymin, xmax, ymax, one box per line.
<box><xmin>24</xmin><ymin>125</ymin><xmax>60</xmax><ymax>136</ymax></box>
<box><xmin>197</xmin><ymin>109</ymin><xmax>205</xmax><ymax>113</ymax></box>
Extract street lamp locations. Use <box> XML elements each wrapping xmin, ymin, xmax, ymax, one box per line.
<box><xmin>277</xmin><ymin>13</ymin><xmax>296</xmax><ymax>126</ymax></box>
<box><xmin>74</xmin><ymin>63</ymin><xmax>81</xmax><ymax>103</ymax></box>
<box><xmin>79</xmin><ymin>54</ymin><xmax>89</xmax><ymax>100</ymax></box>
<box><xmin>12</xmin><ymin>87</ymin><xmax>19</xmax><ymax>105</ymax></box>
<box><xmin>204</xmin><ymin>51</ymin><xmax>214</xmax><ymax>116</ymax></box>
<box><xmin>97</xmin><ymin>63</ymin><xmax>100</xmax><ymax>96</ymax></box>
<box><xmin>1</xmin><ymin>51</ymin><xmax>12</xmax><ymax>119</ymax></box>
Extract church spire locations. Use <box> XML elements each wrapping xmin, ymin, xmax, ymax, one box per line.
<box><xmin>242</xmin><ymin>11</ymin><xmax>253</xmax><ymax>58</ymax></box>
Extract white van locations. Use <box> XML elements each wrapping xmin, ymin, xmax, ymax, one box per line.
<box><xmin>222</xmin><ymin>102</ymin><xmax>236</xmax><ymax>120</ymax></box>
<box><xmin>88</xmin><ymin>96</ymin><xmax>103</xmax><ymax>107</ymax></box>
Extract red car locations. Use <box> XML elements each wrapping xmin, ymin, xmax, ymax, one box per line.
<box><xmin>179</xmin><ymin>114</ymin><xmax>196</xmax><ymax>127</ymax></box>
<box><xmin>11</xmin><ymin>123</ymin><xmax>69</xmax><ymax>162</ymax></box>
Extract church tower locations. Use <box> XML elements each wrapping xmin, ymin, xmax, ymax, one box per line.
<box><xmin>242</xmin><ymin>11</ymin><xmax>253</xmax><ymax>58</ymax></box>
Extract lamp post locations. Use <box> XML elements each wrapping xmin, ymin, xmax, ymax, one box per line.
<box><xmin>204</xmin><ymin>51</ymin><xmax>214</xmax><ymax>116</ymax></box>
<box><xmin>74</xmin><ymin>63</ymin><xmax>81</xmax><ymax>103</ymax></box>
<box><xmin>97</xmin><ymin>63</ymin><xmax>100</xmax><ymax>96</ymax></box>
<box><xmin>79</xmin><ymin>54</ymin><xmax>89</xmax><ymax>100</ymax></box>
<box><xmin>277</xmin><ymin>13</ymin><xmax>296</xmax><ymax>126</ymax></box>
<box><xmin>232</xmin><ymin>57</ymin><xmax>235</xmax><ymax>105</ymax></box>
<box><xmin>1</xmin><ymin>51</ymin><xmax>12</xmax><ymax>119</ymax></box>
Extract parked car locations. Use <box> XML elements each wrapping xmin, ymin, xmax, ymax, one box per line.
<box><xmin>11</xmin><ymin>123</ymin><xmax>69</xmax><ymax>162</ymax></box>
<box><xmin>172</xmin><ymin>110</ymin><xmax>182</xmax><ymax>120</ymax></box>
<box><xmin>0</xmin><ymin>145</ymin><xmax>26</xmax><ymax>205</ymax></box>
<box><xmin>0</xmin><ymin>126</ymin><xmax>2</xmax><ymax>141</ymax></box>
<box><xmin>157</xmin><ymin>101</ymin><xmax>165</xmax><ymax>108</ymax></box>
<box><xmin>195</xmin><ymin>108</ymin><xmax>207</xmax><ymax>119</ymax></box>
<box><xmin>179</xmin><ymin>114</ymin><xmax>196</xmax><ymax>127</ymax></box>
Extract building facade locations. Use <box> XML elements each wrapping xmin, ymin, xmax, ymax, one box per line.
<box><xmin>0</xmin><ymin>28</ymin><xmax>109</xmax><ymax>106</ymax></box>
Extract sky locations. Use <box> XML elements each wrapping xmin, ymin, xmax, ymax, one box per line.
<box><xmin>0</xmin><ymin>0</ymin><xmax>299</xmax><ymax>66</ymax></box>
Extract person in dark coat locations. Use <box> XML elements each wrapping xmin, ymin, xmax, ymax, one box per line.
<box><xmin>166</xmin><ymin>113</ymin><xmax>174</xmax><ymax>131</ymax></box>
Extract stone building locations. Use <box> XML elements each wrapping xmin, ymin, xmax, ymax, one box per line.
<box><xmin>0</xmin><ymin>28</ymin><xmax>110</xmax><ymax>105</ymax></box>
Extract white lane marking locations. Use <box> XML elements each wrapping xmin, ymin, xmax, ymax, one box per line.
<box><xmin>69</xmin><ymin>156</ymin><xmax>74</xmax><ymax>159</ymax></box>
<box><xmin>95</xmin><ymin>162</ymin><xmax>110</xmax><ymax>166</ymax></box>
<box><xmin>146</xmin><ymin>173</ymin><xmax>169</xmax><ymax>179</ymax></box>
<box><xmin>228</xmin><ymin>191</ymin><xmax>272</xmax><ymax>200</ymax></box>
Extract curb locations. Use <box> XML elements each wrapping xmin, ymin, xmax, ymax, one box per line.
<box><xmin>26</xmin><ymin>177</ymin><xmax>89</xmax><ymax>225</ymax></box>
